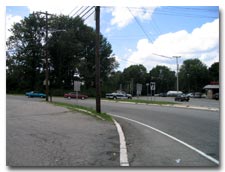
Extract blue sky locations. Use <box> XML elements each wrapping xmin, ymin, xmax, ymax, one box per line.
<box><xmin>5</xmin><ymin>5</ymin><xmax>219</xmax><ymax>72</ymax></box>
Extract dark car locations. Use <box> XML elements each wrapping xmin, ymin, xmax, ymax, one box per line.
<box><xmin>64</xmin><ymin>92</ymin><xmax>88</xmax><ymax>99</ymax></box>
<box><xmin>25</xmin><ymin>91</ymin><xmax>46</xmax><ymax>98</ymax></box>
<box><xmin>159</xmin><ymin>93</ymin><xmax>167</xmax><ymax>97</ymax></box>
<box><xmin>175</xmin><ymin>94</ymin><xmax>189</xmax><ymax>102</ymax></box>
<box><xmin>213</xmin><ymin>93</ymin><xmax>219</xmax><ymax>100</ymax></box>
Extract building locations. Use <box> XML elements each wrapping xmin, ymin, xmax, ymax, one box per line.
<box><xmin>203</xmin><ymin>82</ymin><xmax>219</xmax><ymax>99</ymax></box>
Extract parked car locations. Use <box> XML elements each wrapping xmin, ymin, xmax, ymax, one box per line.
<box><xmin>106</xmin><ymin>92</ymin><xmax>132</xmax><ymax>99</ymax></box>
<box><xmin>186</xmin><ymin>92</ymin><xmax>202</xmax><ymax>98</ymax></box>
<box><xmin>159</xmin><ymin>92</ymin><xmax>167</xmax><ymax>97</ymax></box>
<box><xmin>174</xmin><ymin>94</ymin><xmax>189</xmax><ymax>102</ymax></box>
<box><xmin>25</xmin><ymin>91</ymin><xmax>46</xmax><ymax>98</ymax></box>
<box><xmin>64</xmin><ymin>92</ymin><xmax>88</xmax><ymax>99</ymax></box>
<box><xmin>213</xmin><ymin>93</ymin><xmax>219</xmax><ymax>100</ymax></box>
<box><xmin>167</xmin><ymin>91</ymin><xmax>183</xmax><ymax>97</ymax></box>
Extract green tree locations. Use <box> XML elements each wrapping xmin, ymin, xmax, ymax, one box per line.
<box><xmin>6</xmin><ymin>13</ymin><xmax>46</xmax><ymax>93</ymax></box>
<box><xmin>179</xmin><ymin>59</ymin><xmax>209</xmax><ymax>92</ymax></box>
<box><xmin>208</xmin><ymin>62</ymin><xmax>219</xmax><ymax>82</ymax></box>
<box><xmin>6</xmin><ymin>13</ymin><xmax>118</xmax><ymax>95</ymax></box>
<box><xmin>122</xmin><ymin>64</ymin><xmax>147</xmax><ymax>95</ymax></box>
<box><xmin>149</xmin><ymin>65</ymin><xmax>176</xmax><ymax>93</ymax></box>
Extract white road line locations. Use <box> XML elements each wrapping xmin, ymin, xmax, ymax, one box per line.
<box><xmin>113</xmin><ymin>119</ymin><xmax>129</xmax><ymax>166</ymax></box>
<box><xmin>110</xmin><ymin>114</ymin><xmax>219</xmax><ymax>165</ymax></box>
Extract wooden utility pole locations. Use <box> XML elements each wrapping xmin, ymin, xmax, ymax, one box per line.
<box><xmin>95</xmin><ymin>6</ymin><xmax>101</xmax><ymax>113</ymax></box>
<box><xmin>45</xmin><ymin>11</ymin><xmax>49</xmax><ymax>102</ymax></box>
<box><xmin>35</xmin><ymin>11</ymin><xmax>54</xmax><ymax>101</ymax></box>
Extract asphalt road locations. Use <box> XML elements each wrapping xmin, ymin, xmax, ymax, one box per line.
<box><xmin>8</xmin><ymin>95</ymin><xmax>220</xmax><ymax>167</ymax></box>
<box><xmin>52</xmin><ymin>97</ymin><xmax>220</xmax><ymax>167</ymax></box>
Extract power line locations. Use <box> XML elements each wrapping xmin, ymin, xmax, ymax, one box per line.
<box><xmin>68</xmin><ymin>6</ymin><xmax>79</xmax><ymax>16</ymax></box>
<box><xmin>71</xmin><ymin>6</ymin><xmax>85</xmax><ymax>17</ymax></box>
<box><xmin>78</xmin><ymin>6</ymin><xmax>90</xmax><ymax>17</ymax></box>
<box><xmin>83</xmin><ymin>9</ymin><xmax>95</xmax><ymax>22</ymax></box>
<box><xmin>127</xmin><ymin>7</ymin><xmax>154</xmax><ymax>44</ymax></box>
<box><xmin>80</xmin><ymin>6</ymin><xmax>95</xmax><ymax>19</ymax></box>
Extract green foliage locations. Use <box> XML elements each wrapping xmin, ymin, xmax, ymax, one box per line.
<box><xmin>208</xmin><ymin>62</ymin><xmax>219</xmax><ymax>82</ymax></box>
<box><xmin>6</xmin><ymin>13</ymin><xmax>117</xmax><ymax>94</ymax></box>
<box><xmin>149</xmin><ymin>65</ymin><xmax>176</xmax><ymax>93</ymax></box>
<box><xmin>121</xmin><ymin>64</ymin><xmax>147</xmax><ymax>95</ymax></box>
<box><xmin>179</xmin><ymin>59</ymin><xmax>209</xmax><ymax>92</ymax></box>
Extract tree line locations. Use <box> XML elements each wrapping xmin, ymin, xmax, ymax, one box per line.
<box><xmin>110</xmin><ymin>60</ymin><xmax>219</xmax><ymax>96</ymax></box>
<box><xmin>6</xmin><ymin>13</ymin><xmax>118</xmax><ymax>96</ymax></box>
<box><xmin>6</xmin><ymin>12</ymin><xmax>219</xmax><ymax>96</ymax></box>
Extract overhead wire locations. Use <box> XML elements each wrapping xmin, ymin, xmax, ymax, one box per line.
<box><xmin>71</xmin><ymin>6</ymin><xmax>85</xmax><ymax>17</ymax></box>
<box><xmin>68</xmin><ymin>6</ymin><xmax>79</xmax><ymax>16</ymax></box>
<box><xmin>80</xmin><ymin>6</ymin><xmax>95</xmax><ymax>19</ymax></box>
<box><xmin>127</xmin><ymin>7</ymin><xmax>154</xmax><ymax>43</ymax></box>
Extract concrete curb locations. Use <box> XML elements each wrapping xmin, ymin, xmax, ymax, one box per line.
<box><xmin>113</xmin><ymin>119</ymin><xmax>129</xmax><ymax>166</ymax></box>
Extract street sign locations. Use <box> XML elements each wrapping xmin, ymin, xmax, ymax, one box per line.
<box><xmin>74</xmin><ymin>81</ymin><xmax>81</xmax><ymax>91</ymax></box>
<box><xmin>136</xmin><ymin>83</ymin><xmax>142</xmax><ymax>96</ymax></box>
<box><xmin>150</xmin><ymin>82</ymin><xmax>156</xmax><ymax>91</ymax></box>
<box><xmin>43</xmin><ymin>80</ymin><xmax>50</xmax><ymax>86</ymax></box>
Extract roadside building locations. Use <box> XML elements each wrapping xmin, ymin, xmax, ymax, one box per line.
<box><xmin>203</xmin><ymin>82</ymin><xmax>219</xmax><ymax>99</ymax></box>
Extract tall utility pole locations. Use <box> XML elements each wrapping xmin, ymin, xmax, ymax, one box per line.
<box><xmin>45</xmin><ymin>11</ymin><xmax>49</xmax><ymax>102</ymax></box>
<box><xmin>152</xmin><ymin>53</ymin><xmax>181</xmax><ymax>92</ymax></box>
<box><xmin>35</xmin><ymin>11</ymin><xmax>52</xmax><ymax>101</ymax></box>
<box><xmin>173</xmin><ymin>56</ymin><xmax>181</xmax><ymax>92</ymax></box>
<box><xmin>95</xmin><ymin>6</ymin><xmax>101</xmax><ymax>113</ymax></box>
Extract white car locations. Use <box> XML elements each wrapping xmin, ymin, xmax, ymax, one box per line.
<box><xmin>106</xmin><ymin>92</ymin><xmax>132</xmax><ymax>99</ymax></box>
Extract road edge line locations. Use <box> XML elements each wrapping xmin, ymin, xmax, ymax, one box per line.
<box><xmin>111</xmin><ymin>114</ymin><xmax>219</xmax><ymax>165</ymax></box>
<box><xmin>113</xmin><ymin>119</ymin><xmax>129</xmax><ymax>166</ymax></box>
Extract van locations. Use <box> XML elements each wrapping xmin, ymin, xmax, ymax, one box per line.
<box><xmin>167</xmin><ymin>91</ymin><xmax>183</xmax><ymax>97</ymax></box>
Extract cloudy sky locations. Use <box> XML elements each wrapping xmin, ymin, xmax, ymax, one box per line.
<box><xmin>4</xmin><ymin>1</ymin><xmax>220</xmax><ymax>73</ymax></box>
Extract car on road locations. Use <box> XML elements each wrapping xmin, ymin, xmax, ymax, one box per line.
<box><xmin>167</xmin><ymin>91</ymin><xmax>183</xmax><ymax>97</ymax></box>
<box><xmin>64</xmin><ymin>92</ymin><xmax>88</xmax><ymax>99</ymax></box>
<box><xmin>174</xmin><ymin>94</ymin><xmax>189</xmax><ymax>102</ymax></box>
<box><xmin>186</xmin><ymin>92</ymin><xmax>202</xmax><ymax>98</ymax></box>
<box><xmin>25</xmin><ymin>91</ymin><xmax>46</xmax><ymax>98</ymax></box>
<box><xmin>106</xmin><ymin>92</ymin><xmax>132</xmax><ymax>99</ymax></box>
<box><xmin>213</xmin><ymin>93</ymin><xmax>219</xmax><ymax>100</ymax></box>
<box><xmin>159</xmin><ymin>92</ymin><xmax>167</xmax><ymax>97</ymax></box>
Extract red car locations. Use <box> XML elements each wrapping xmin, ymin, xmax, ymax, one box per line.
<box><xmin>64</xmin><ymin>92</ymin><xmax>88</xmax><ymax>99</ymax></box>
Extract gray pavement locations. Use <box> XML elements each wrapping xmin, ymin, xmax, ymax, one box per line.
<box><xmin>6</xmin><ymin>96</ymin><xmax>119</xmax><ymax>166</ymax></box>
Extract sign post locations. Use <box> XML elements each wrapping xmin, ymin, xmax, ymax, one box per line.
<box><xmin>150</xmin><ymin>82</ymin><xmax>156</xmax><ymax>101</ymax></box>
<box><xmin>136</xmin><ymin>83</ymin><xmax>142</xmax><ymax>98</ymax></box>
<box><xmin>74</xmin><ymin>81</ymin><xmax>81</xmax><ymax>104</ymax></box>
<box><xmin>146</xmin><ymin>83</ymin><xmax>149</xmax><ymax>100</ymax></box>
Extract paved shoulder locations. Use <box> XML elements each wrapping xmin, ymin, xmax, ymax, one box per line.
<box><xmin>6</xmin><ymin>96</ymin><xmax>119</xmax><ymax>166</ymax></box>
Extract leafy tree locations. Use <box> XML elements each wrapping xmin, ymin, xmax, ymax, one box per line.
<box><xmin>6</xmin><ymin>13</ymin><xmax>118</xmax><ymax>95</ymax></box>
<box><xmin>6</xmin><ymin>13</ymin><xmax>46</xmax><ymax>93</ymax></box>
<box><xmin>149</xmin><ymin>65</ymin><xmax>176</xmax><ymax>93</ymax></box>
<box><xmin>122</xmin><ymin>64</ymin><xmax>147</xmax><ymax>95</ymax></box>
<box><xmin>208</xmin><ymin>62</ymin><xmax>219</xmax><ymax>82</ymax></box>
<box><xmin>179</xmin><ymin>59</ymin><xmax>209</xmax><ymax>92</ymax></box>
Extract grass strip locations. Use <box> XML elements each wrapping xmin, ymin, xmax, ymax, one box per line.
<box><xmin>50</xmin><ymin>101</ymin><xmax>113</xmax><ymax>122</ymax></box>
<box><xmin>104</xmin><ymin>98</ymin><xmax>178</xmax><ymax>105</ymax></box>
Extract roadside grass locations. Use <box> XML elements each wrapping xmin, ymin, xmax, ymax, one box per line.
<box><xmin>50</xmin><ymin>101</ymin><xmax>113</xmax><ymax>122</ymax></box>
<box><xmin>103</xmin><ymin>98</ymin><xmax>178</xmax><ymax>105</ymax></box>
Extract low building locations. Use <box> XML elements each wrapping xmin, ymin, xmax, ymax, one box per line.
<box><xmin>203</xmin><ymin>82</ymin><xmax>219</xmax><ymax>99</ymax></box>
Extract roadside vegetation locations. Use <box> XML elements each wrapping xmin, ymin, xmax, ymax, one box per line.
<box><xmin>51</xmin><ymin>101</ymin><xmax>113</xmax><ymax>122</ymax></box>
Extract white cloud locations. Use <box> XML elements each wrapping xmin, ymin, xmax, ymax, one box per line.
<box><xmin>125</xmin><ymin>19</ymin><xmax>219</xmax><ymax>71</ymax></box>
<box><xmin>109</xmin><ymin>7</ymin><xmax>157</xmax><ymax>29</ymax></box>
<box><xmin>6</xmin><ymin>14</ymin><xmax>23</xmax><ymax>39</ymax></box>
